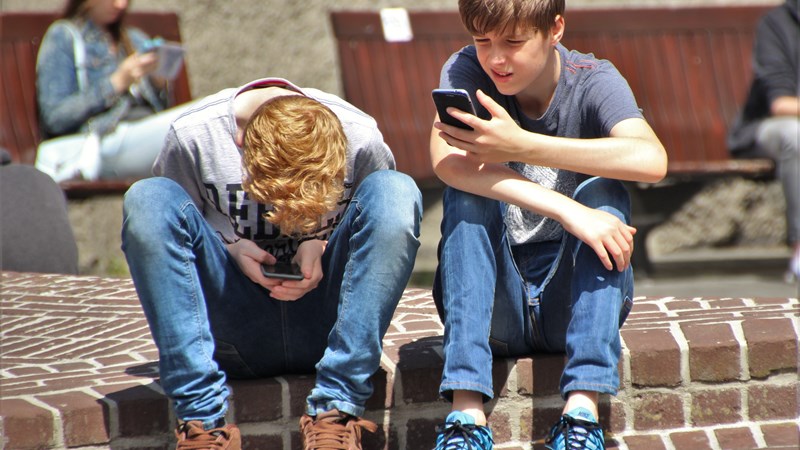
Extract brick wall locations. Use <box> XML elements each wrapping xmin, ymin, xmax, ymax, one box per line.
<box><xmin>1</xmin><ymin>272</ymin><xmax>797</xmax><ymax>449</ymax></box>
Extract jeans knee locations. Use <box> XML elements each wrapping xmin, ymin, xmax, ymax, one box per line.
<box><xmin>442</xmin><ymin>187</ymin><xmax>502</xmax><ymax>226</ymax></box>
<box><xmin>357</xmin><ymin>170</ymin><xmax>422</xmax><ymax>231</ymax></box>
<box><xmin>124</xmin><ymin>178</ymin><xmax>180</xmax><ymax>212</ymax></box>
<box><xmin>123</xmin><ymin>178</ymin><xmax>189</xmax><ymax>239</ymax></box>
<box><xmin>574</xmin><ymin>177</ymin><xmax>631</xmax><ymax>222</ymax></box>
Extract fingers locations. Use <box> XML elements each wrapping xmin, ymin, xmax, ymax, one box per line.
<box><xmin>591</xmin><ymin>241</ymin><xmax>615</xmax><ymax>271</ymax></box>
<box><xmin>585</xmin><ymin>217</ymin><xmax>635</xmax><ymax>272</ymax></box>
<box><xmin>604</xmin><ymin>226</ymin><xmax>635</xmax><ymax>272</ymax></box>
<box><xmin>445</xmin><ymin>107</ymin><xmax>480</xmax><ymax>131</ymax></box>
<box><xmin>267</xmin><ymin>278</ymin><xmax>318</xmax><ymax>302</ymax></box>
<box><xmin>475</xmin><ymin>89</ymin><xmax>505</xmax><ymax>118</ymax></box>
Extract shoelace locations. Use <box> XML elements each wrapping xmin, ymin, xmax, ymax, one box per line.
<box><xmin>175</xmin><ymin>421</ymin><xmax>232</xmax><ymax>450</ymax></box>
<box><xmin>435</xmin><ymin>420</ymin><xmax>493</xmax><ymax>450</ymax></box>
<box><xmin>545</xmin><ymin>414</ymin><xmax>603</xmax><ymax>449</ymax></box>
<box><xmin>300</xmin><ymin>413</ymin><xmax>378</xmax><ymax>450</ymax></box>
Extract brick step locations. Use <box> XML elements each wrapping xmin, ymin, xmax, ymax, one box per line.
<box><xmin>1</xmin><ymin>272</ymin><xmax>797</xmax><ymax>449</ymax></box>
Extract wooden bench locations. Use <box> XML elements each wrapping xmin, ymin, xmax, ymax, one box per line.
<box><xmin>331</xmin><ymin>5</ymin><xmax>777</xmax><ymax>272</ymax></box>
<box><xmin>0</xmin><ymin>11</ymin><xmax>192</xmax><ymax>198</ymax></box>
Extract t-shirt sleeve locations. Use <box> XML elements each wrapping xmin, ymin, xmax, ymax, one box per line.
<box><xmin>153</xmin><ymin>126</ymin><xmax>204</xmax><ymax>209</ymax></box>
<box><xmin>351</xmin><ymin>123</ymin><xmax>396</xmax><ymax>189</ymax></box>
<box><xmin>581</xmin><ymin>61</ymin><xmax>644</xmax><ymax>137</ymax></box>
<box><xmin>753</xmin><ymin>11</ymin><xmax>797</xmax><ymax>104</ymax></box>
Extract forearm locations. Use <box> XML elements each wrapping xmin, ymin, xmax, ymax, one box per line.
<box><xmin>771</xmin><ymin>96</ymin><xmax>800</xmax><ymax>117</ymax></box>
<box><xmin>38</xmin><ymin>71</ymin><xmax>118</xmax><ymax>136</ymax></box>
<box><xmin>432</xmin><ymin>132</ymin><xmax>578</xmax><ymax>220</ymax></box>
<box><xmin>514</xmin><ymin>120</ymin><xmax>667</xmax><ymax>184</ymax></box>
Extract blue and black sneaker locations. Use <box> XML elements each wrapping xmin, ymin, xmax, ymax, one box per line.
<box><xmin>434</xmin><ymin>411</ymin><xmax>494</xmax><ymax>450</ymax></box>
<box><xmin>544</xmin><ymin>407</ymin><xmax>604</xmax><ymax>450</ymax></box>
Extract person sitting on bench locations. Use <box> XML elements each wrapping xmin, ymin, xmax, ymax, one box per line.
<box><xmin>35</xmin><ymin>0</ymin><xmax>191</xmax><ymax>183</ymax></box>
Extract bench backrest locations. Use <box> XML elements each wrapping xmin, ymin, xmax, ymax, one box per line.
<box><xmin>331</xmin><ymin>6</ymin><xmax>774</xmax><ymax>186</ymax></box>
<box><xmin>0</xmin><ymin>11</ymin><xmax>192</xmax><ymax>167</ymax></box>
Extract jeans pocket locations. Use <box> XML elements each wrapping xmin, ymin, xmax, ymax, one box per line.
<box><xmin>213</xmin><ymin>338</ymin><xmax>257</xmax><ymax>379</ymax></box>
<box><xmin>618</xmin><ymin>295</ymin><xmax>633</xmax><ymax>328</ymax></box>
<box><xmin>489</xmin><ymin>336</ymin><xmax>510</xmax><ymax>356</ymax></box>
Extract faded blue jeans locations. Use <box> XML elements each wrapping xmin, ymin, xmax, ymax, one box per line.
<box><xmin>433</xmin><ymin>177</ymin><xmax>634</xmax><ymax>401</ymax></box>
<box><xmin>755</xmin><ymin>116</ymin><xmax>800</xmax><ymax>245</ymax></box>
<box><xmin>121</xmin><ymin>171</ymin><xmax>422</xmax><ymax>427</ymax></box>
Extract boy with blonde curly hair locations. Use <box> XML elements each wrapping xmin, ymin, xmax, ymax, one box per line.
<box><xmin>429</xmin><ymin>1</ymin><xmax>666</xmax><ymax>449</ymax></box>
<box><xmin>122</xmin><ymin>78</ymin><xmax>422</xmax><ymax>450</ymax></box>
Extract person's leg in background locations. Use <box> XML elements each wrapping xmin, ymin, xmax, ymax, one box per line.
<box><xmin>755</xmin><ymin>117</ymin><xmax>800</xmax><ymax>281</ymax></box>
<box><xmin>101</xmin><ymin>102</ymin><xmax>195</xmax><ymax>179</ymax></box>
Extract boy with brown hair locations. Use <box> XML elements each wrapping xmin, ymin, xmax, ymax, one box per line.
<box><xmin>122</xmin><ymin>77</ymin><xmax>422</xmax><ymax>450</ymax></box>
<box><xmin>429</xmin><ymin>1</ymin><xmax>667</xmax><ymax>449</ymax></box>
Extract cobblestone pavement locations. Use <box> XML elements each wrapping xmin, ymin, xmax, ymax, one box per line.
<box><xmin>1</xmin><ymin>271</ymin><xmax>798</xmax><ymax>449</ymax></box>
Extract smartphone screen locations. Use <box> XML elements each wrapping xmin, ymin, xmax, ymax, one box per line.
<box><xmin>261</xmin><ymin>261</ymin><xmax>304</xmax><ymax>280</ymax></box>
<box><xmin>432</xmin><ymin>88</ymin><xmax>477</xmax><ymax>130</ymax></box>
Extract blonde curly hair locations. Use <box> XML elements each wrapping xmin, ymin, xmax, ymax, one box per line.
<box><xmin>242</xmin><ymin>95</ymin><xmax>347</xmax><ymax>236</ymax></box>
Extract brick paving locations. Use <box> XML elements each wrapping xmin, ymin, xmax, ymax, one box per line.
<box><xmin>1</xmin><ymin>271</ymin><xmax>798</xmax><ymax>449</ymax></box>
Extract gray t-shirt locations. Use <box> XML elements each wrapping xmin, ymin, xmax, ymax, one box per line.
<box><xmin>153</xmin><ymin>77</ymin><xmax>395</xmax><ymax>260</ymax></box>
<box><xmin>440</xmin><ymin>44</ymin><xmax>643</xmax><ymax>244</ymax></box>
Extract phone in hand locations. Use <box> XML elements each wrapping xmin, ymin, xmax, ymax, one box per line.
<box><xmin>140</xmin><ymin>37</ymin><xmax>164</xmax><ymax>53</ymax></box>
<box><xmin>261</xmin><ymin>261</ymin><xmax>304</xmax><ymax>280</ymax></box>
<box><xmin>432</xmin><ymin>88</ymin><xmax>477</xmax><ymax>130</ymax></box>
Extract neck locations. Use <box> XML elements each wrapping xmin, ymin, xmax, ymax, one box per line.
<box><xmin>233</xmin><ymin>86</ymin><xmax>299</xmax><ymax>146</ymax></box>
<box><xmin>516</xmin><ymin>47</ymin><xmax>561</xmax><ymax>118</ymax></box>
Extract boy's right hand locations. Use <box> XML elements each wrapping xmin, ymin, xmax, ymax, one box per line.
<box><xmin>225</xmin><ymin>239</ymin><xmax>283</xmax><ymax>291</ymax></box>
<box><xmin>561</xmin><ymin>205</ymin><xmax>636</xmax><ymax>272</ymax></box>
<box><xmin>110</xmin><ymin>51</ymin><xmax>159</xmax><ymax>94</ymax></box>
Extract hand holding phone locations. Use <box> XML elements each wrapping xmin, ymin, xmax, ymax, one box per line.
<box><xmin>140</xmin><ymin>37</ymin><xmax>164</xmax><ymax>53</ymax></box>
<box><xmin>261</xmin><ymin>261</ymin><xmax>304</xmax><ymax>280</ymax></box>
<box><xmin>432</xmin><ymin>88</ymin><xmax>477</xmax><ymax>130</ymax></box>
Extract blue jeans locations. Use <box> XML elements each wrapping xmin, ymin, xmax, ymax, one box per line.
<box><xmin>121</xmin><ymin>170</ymin><xmax>422</xmax><ymax>427</ymax></box>
<box><xmin>433</xmin><ymin>177</ymin><xmax>634</xmax><ymax>401</ymax></box>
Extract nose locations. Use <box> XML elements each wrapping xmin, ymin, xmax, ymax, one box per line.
<box><xmin>114</xmin><ymin>0</ymin><xmax>129</xmax><ymax>11</ymax></box>
<box><xmin>488</xmin><ymin>49</ymin><xmax>506</xmax><ymax>67</ymax></box>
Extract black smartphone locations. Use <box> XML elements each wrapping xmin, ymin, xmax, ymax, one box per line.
<box><xmin>260</xmin><ymin>261</ymin><xmax>304</xmax><ymax>280</ymax></box>
<box><xmin>432</xmin><ymin>88</ymin><xmax>477</xmax><ymax>130</ymax></box>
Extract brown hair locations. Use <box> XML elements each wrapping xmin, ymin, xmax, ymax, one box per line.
<box><xmin>241</xmin><ymin>95</ymin><xmax>348</xmax><ymax>237</ymax></box>
<box><xmin>63</xmin><ymin>0</ymin><xmax>134</xmax><ymax>54</ymax></box>
<box><xmin>458</xmin><ymin>0</ymin><xmax>564</xmax><ymax>35</ymax></box>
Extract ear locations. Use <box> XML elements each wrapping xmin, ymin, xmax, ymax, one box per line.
<box><xmin>234</xmin><ymin>130</ymin><xmax>245</xmax><ymax>148</ymax></box>
<box><xmin>550</xmin><ymin>14</ymin><xmax>565</xmax><ymax>45</ymax></box>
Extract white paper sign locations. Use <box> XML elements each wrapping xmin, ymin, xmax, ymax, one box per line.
<box><xmin>380</xmin><ymin>8</ymin><xmax>413</xmax><ymax>42</ymax></box>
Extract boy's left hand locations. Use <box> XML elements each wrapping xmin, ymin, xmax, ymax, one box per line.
<box><xmin>434</xmin><ymin>89</ymin><xmax>527</xmax><ymax>162</ymax></box>
<box><xmin>562</xmin><ymin>205</ymin><xmax>636</xmax><ymax>272</ymax></box>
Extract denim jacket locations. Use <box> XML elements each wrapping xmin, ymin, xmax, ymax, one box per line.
<box><xmin>36</xmin><ymin>18</ymin><xmax>167</xmax><ymax>138</ymax></box>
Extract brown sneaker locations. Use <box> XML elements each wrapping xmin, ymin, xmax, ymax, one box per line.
<box><xmin>175</xmin><ymin>420</ymin><xmax>241</xmax><ymax>450</ymax></box>
<box><xmin>299</xmin><ymin>409</ymin><xmax>378</xmax><ymax>450</ymax></box>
